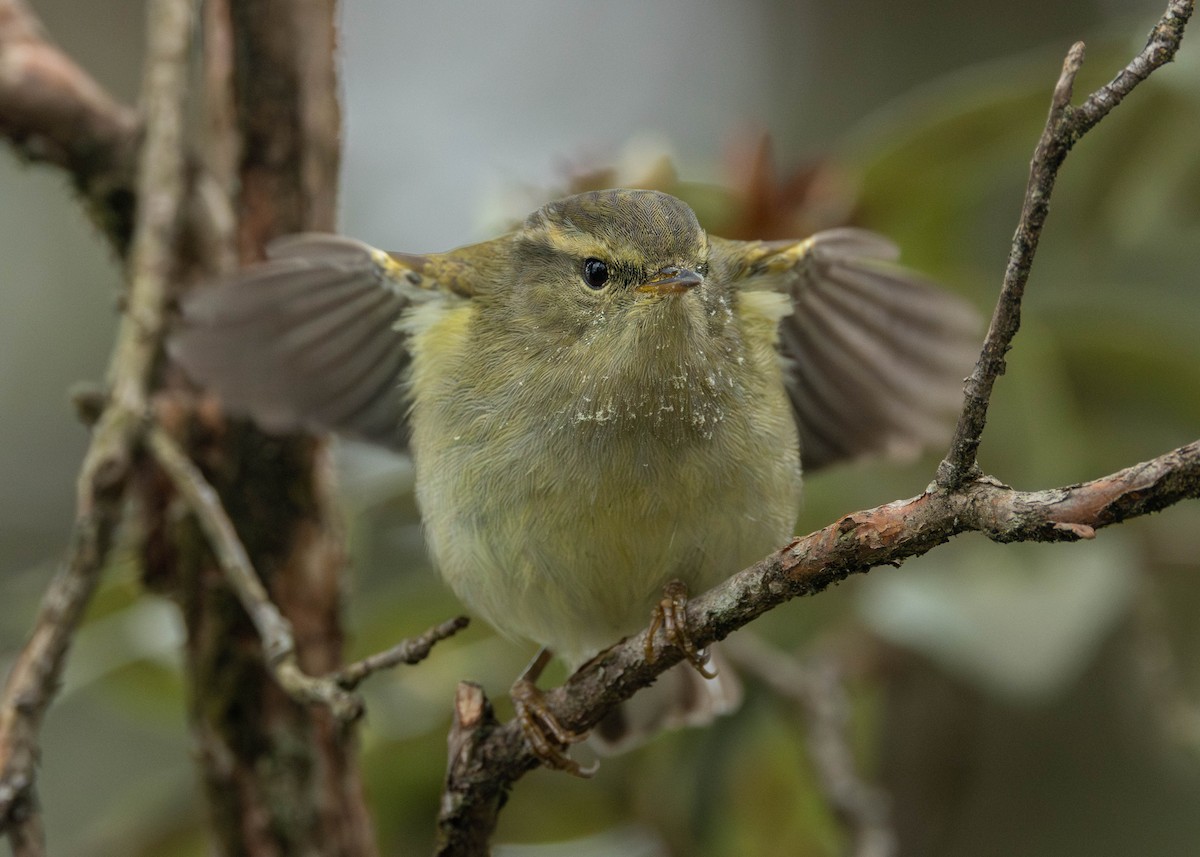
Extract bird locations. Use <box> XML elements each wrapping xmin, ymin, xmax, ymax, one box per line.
<box><xmin>171</xmin><ymin>187</ymin><xmax>979</xmax><ymax>772</ymax></box>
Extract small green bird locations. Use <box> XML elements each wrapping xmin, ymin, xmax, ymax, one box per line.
<box><xmin>173</xmin><ymin>188</ymin><xmax>978</xmax><ymax>768</ymax></box>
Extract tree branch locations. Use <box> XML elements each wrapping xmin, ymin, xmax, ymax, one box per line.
<box><xmin>0</xmin><ymin>0</ymin><xmax>193</xmax><ymax>847</ymax></box>
<box><xmin>936</xmin><ymin>0</ymin><xmax>1193</xmax><ymax>488</ymax></box>
<box><xmin>435</xmin><ymin>1</ymin><xmax>1198</xmax><ymax>850</ymax></box>
<box><xmin>147</xmin><ymin>425</ymin><xmax>469</xmax><ymax>715</ymax></box>
<box><xmin>165</xmin><ymin>4</ymin><xmax>384</xmax><ymax>854</ymax></box>
<box><xmin>148</xmin><ymin>426</ymin><xmax>365</xmax><ymax>717</ymax></box>
<box><xmin>437</xmin><ymin>441</ymin><xmax>1200</xmax><ymax>852</ymax></box>
<box><xmin>0</xmin><ymin>0</ymin><xmax>141</xmax><ymax>249</ymax></box>
<box><xmin>335</xmin><ymin>616</ymin><xmax>471</xmax><ymax>691</ymax></box>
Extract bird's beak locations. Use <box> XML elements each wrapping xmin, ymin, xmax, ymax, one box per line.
<box><xmin>635</xmin><ymin>266</ymin><xmax>703</xmax><ymax>296</ymax></box>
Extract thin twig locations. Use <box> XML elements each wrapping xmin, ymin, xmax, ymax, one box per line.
<box><xmin>146</xmin><ymin>427</ymin><xmax>363</xmax><ymax>721</ymax></box>
<box><xmin>148</xmin><ymin>427</ymin><xmax>468</xmax><ymax>715</ymax></box>
<box><xmin>335</xmin><ymin>616</ymin><xmax>470</xmax><ymax>690</ymax></box>
<box><xmin>725</xmin><ymin>635</ymin><xmax>895</xmax><ymax>857</ymax></box>
<box><xmin>937</xmin><ymin>0</ymin><xmax>1193</xmax><ymax>488</ymax></box>
<box><xmin>0</xmin><ymin>0</ymin><xmax>194</xmax><ymax>844</ymax></box>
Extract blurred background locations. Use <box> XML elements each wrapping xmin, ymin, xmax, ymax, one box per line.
<box><xmin>3</xmin><ymin>0</ymin><xmax>1200</xmax><ymax>855</ymax></box>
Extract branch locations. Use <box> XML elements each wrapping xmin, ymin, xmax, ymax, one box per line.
<box><xmin>148</xmin><ymin>425</ymin><xmax>469</xmax><ymax>715</ymax></box>
<box><xmin>334</xmin><ymin>616</ymin><xmax>470</xmax><ymax>690</ymax></box>
<box><xmin>937</xmin><ymin>0</ymin><xmax>1193</xmax><ymax>488</ymax></box>
<box><xmin>436</xmin><ymin>441</ymin><xmax>1200</xmax><ymax>850</ymax></box>
<box><xmin>146</xmin><ymin>427</ymin><xmax>361</xmax><ymax>718</ymax></box>
<box><xmin>172</xmin><ymin>2</ymin><xmax>374</xmax><ymax>852</ymax></box>
<box><xmin>435</xmin><ymin>2</ymin><xmax>1197</xmax><ymax>848</ymax></box>
<box><xmin>0</xmin><ymin>0</ymin><xmax>193</xmax><ymax>846</ymax></box>
<box><xmin>0</xmin><ymin>0</ymin><xmax>140</xmax><ymax>249</ymax></box>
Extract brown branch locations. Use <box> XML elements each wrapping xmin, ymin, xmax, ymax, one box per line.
<box><xmin>435</xmin><ymin>4</ymin><xmax>1197</xmax><ymax>846</ymax></box>
<box><xmin>725</xmin><ymin>635</ymin><xmax>895</xmax><ymax>857</ymax></box>
<box><xmin>0</xmin><ymin>502</ymin><xmax>122</xmax><ymax>846</ymax></box>
<box><xmin>0</xmin><ymin>0</ymin><xmax>140</xmax><ymax>249</ymax></box>
<box><xmin>147</xmin><ymin>426</ymin><xmax>364</xmax><ymax>718</ymax></box>
<box><xmin>437</xmin><ymin>683</ymin><xmax>505</xmax><ymax>857</ymax></box>
<box><xmin>170</xmin><ymin>4</ymin><xmax>381</xmax><ymax>854</ymax></box>
<box><xmin>148</xmin><ymin>426</ymin><xmax>468</xmax><ymax>715</ymax></box>
<box><xmin>936</xmin><ymin>0</ymin><xmax>1194</xmax><ymax>489</ymax></box>
<box><xmin>0</xmin><ymin>0</ymin><xmax>193</xmax><ymax>846</ymax></box>
<box><xmin>436</xmin><ymin>440</ymin><xmax>1200</xmax><ymax>853</ymax></box>
<box><xmin>335</xmin><ymin>616</ymin><xmax>471</xmax><ymax>691</ymax></box>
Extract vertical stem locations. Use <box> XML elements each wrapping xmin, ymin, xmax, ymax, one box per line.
<box><xmin>174</xmin><ymin>1</ymin><xmax>376</xmax><ymax>854</ymax></box>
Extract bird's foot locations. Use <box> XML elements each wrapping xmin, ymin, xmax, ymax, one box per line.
<box><xmin>511</xmin><ymin>649</ymin><xmax>596</xmax><ymax>777</ymax></box>
<box><xmin>645</xmin><ymin>579</ymin><xmax>717</xmax><ymax>679</ymax></box>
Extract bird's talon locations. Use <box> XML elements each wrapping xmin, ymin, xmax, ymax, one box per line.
<box><xmin>511</xmin><ymin>678</ymin><xmax>595</xmax><ymax>778</ymax></box>
<box><xmin>647</xmin><ymin>579</ymin><xmax>717</xmax><ymax>679</ymax></box>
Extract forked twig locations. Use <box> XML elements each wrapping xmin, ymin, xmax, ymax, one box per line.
<box><xmin>433</xmin><ymin>4</ymin><xmax>1198</xmax><ymax>853</ymax></box>
<box><xmin>148</xmin><ymin>427</ymin><xmax>469</xmax><ymax>719</ymax></box>
<box><xmin>0</xmin><ymin>0</ymin><xmax>194</xmax><ymax>846</ymax></box>
<box><xmin>937</xmin><ymin>0</ymin><xmax>1193</xmax><ymax>488</ymax></box>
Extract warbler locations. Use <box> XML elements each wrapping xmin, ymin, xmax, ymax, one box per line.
<box><xmin>172</xmin><ymin>188</ymin><xmax>978</xmax><ymax>767</ymax></box>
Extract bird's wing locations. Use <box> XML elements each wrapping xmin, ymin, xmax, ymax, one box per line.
<box><xmin>725</xmin><ymin>229</ymin><xmax>981</xmax><ymax>472</ymax></box>
<box><xmin>170</xmin><ymin>234</ymin><xmax>451</xmax><ymax>451</ymax></box>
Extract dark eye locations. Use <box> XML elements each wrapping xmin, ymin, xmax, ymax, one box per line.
<box><xmin>582</xmin><ymin>258</ymin><xmax>609</xmax><ymax>290</ymax></box>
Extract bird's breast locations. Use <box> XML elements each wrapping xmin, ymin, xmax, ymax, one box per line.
<box><xmin>403</xmin><ymin>294</ymin><xmax>802</xmax><ymax>661</ymax></box>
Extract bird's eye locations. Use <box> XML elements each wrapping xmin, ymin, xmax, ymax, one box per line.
<box><xmin>582</xmin><ymin>258</ymin><xmax>609</xmax><ymax>290</ymax></box>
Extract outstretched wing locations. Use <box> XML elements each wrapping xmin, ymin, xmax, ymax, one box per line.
<box><xmin>170</xmin><ymin>235</ymin><xmax>444</xmax><ymax>450</ymax></box>
<box><xmin>729</xmin><ymin>229</ymin><xmax>981</xmax><ymax>472</ymax></box>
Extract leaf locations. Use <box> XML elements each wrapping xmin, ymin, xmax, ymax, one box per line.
<box><xmin>857</xmin><ymin>537</ymin><xmax>1139</xmax><ymax>701</ymax></box>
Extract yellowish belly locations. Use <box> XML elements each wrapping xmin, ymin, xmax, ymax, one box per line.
<box><xmin>416</xmin><ymin>395</ymin><xmax>801</xmax><ymax>665</ymax></box>
<box><xmin>406</xmin><ymin>293</ymin><xmax>801</xmax><ymax>665</ymax></box>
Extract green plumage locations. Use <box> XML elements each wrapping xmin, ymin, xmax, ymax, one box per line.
<box><xmin>172</xmin><ymin>188</ymin><xmax>979</xmax><ymax>746</ymax></box>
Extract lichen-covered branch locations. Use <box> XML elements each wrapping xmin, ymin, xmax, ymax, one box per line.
<box><xmin>936</xmin><ymin>0</ymin><xmax>1194</xmax><ymax>488</ymax></box>
<box><xmin>149</xmin><ymin>426</ymin><xmax>366</xmax><ymax>716</ymax></box>
<box><xmin>435</xmin><ymin>1</ymin><xmax>1197</xmax><ymax>850</ymax></box>
<box><xmin>0</xmin><ymin>0</ymin><xmax>193</xmax><ymax>848</ymax></box>
<box><xmin>148</xmin><ymin>425</ymin><xmax>468</xmax><ymax>716</ymax></box>
<box><xmin>436</xmin><ymin>440</ymin><xmax>1200</xmax><ymax>854</ymax></box>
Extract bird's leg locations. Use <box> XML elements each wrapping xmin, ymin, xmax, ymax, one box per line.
<box><xmin>510</xmin><ymin>647</ymin><xmax>596</xmax><ymax>777</ymax></box>
<box><xmin>645</xmin><ymin>579</ymin><xmax>717</xmax><ymax>679</ymax></box>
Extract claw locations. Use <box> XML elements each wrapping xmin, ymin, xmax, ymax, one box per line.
<box><xmin>645</xmin><ymin>579</ymin><xmax>717</xmax><ymax>679</ymax></box>
<box><xmin>510</xmin><ymin>649</ymin><xmax>597</xmax><ymax>777</ymax></box>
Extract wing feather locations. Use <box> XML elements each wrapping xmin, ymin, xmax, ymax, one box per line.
<box><xmin>739</xmin><ymin>229</ymin><xmax>981</xmax><ymax>471</ymax></box>
<box><xmin>170</xmin><ymin>234</ymin><xmax>443</xmax><ymax>450</ymax></box>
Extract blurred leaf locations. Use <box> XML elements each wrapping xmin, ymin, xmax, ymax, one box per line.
<box><xmin>858</xmin><ymin>538</ymin><xmax>1138</xmax><ymax>701</ymax></box>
